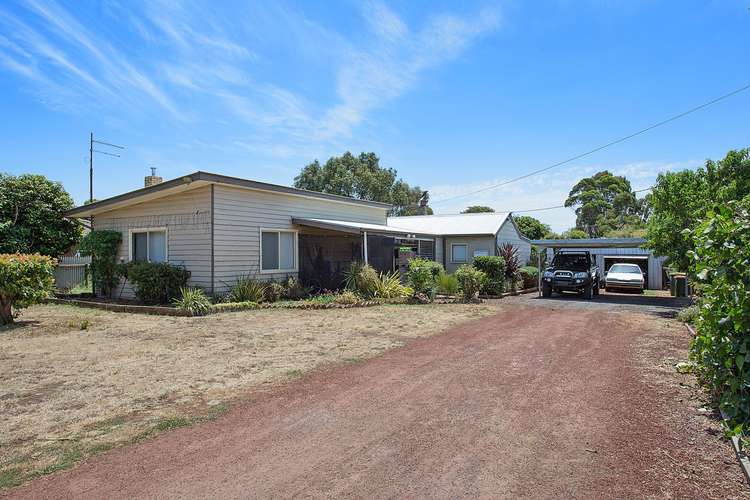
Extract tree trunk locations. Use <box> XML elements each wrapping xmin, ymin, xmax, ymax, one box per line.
<box><xmin>0</xmin><ymin>296</ymin><xmax>13</xmax><ymax>326</ymax></box>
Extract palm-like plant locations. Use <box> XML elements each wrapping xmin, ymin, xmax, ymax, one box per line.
<box><xmin>498</xmin><ymin>243</ymin><xmax>521</xmax><ymax>291</ymax></box>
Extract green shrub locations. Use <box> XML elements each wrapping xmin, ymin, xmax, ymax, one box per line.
<box><xmin>0</xmin><ymin>253</ymin><xmax>56</xmax><ymax>325</ymax></box>
<box><xmin>228</xmin><ymin>275</ymin><xmax>266</xmax><ymax>303</ymax></box>
<box><xmin>472</xmin><ymin>255</ymin><xmax>505</xmax><ymax>295</ymax></box>
<box><xmin>689</xmin><ymin>200</ymin><xmax>750</xmax><ymax>440</ymax></box>
<box><xmin>333</xmin><ymin>290</ymin><xmax>360</xmax><ymax>305</ymax></box>
<box><xmin>305</xmin><ymin>293</ymin><xmax>337</xmax><ymax>305</ymax></box>
<box><xmin>436</xmin><ymin>271</ymin><xmax>459</xmax><ymax>295</ymax></box>
<box><xmin>78</xmin><ymin>230</ymin><xmax>121</xmax><ymax>297</ymax></box>
<box><xmin>455</xmin><ymin>264</ymin><xmax>486</xmax><ymax>301</ymax></box>
<box><xmin>209</xmin><ymin>301</ymin><xmax>259</xmax><ymax>313</ymax></box>
<box><xmin>373</xmin><ymin>271</ymin><xmax>408</xmax><ymax>299</ymax></box>
<box><xmin>519</xmin><ymin>266</ymin><xmax>539</xmax><ymax>289</ymax></box>
<box><xmin>173</xmin><ymin>287</ymin><xmax>211</xmax><ymax>316</ymax></box>
<box><xmin>264</xmin><ymin>282</ymin><xmax>285</xmax><ymax>303</ymax></box>
<box><xmin>677</xmin><ymin>304</ymin><xmax>699</xmax><ymax>324</ymax></box>
<box><xmin>406</xmin><ymin>258</ymin><xmax>443</xmax><ymax>295</ymax></box>
<box><xmin>120</xmin><ymin>262</ymin><xmax>190</xmax><ymax>305</ymax></box>
<box><xmin>343</xmin><ymin>262</ymin><xmax>379</xmax><ymax>298</ymax></box>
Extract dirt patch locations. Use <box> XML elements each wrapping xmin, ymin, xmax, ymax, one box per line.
<box><xmin>0</xmin><ymin>302</ymin><xmax>497</xmax><ymax>487</ymax></box>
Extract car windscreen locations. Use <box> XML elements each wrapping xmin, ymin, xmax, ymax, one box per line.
<box><xmin>609</xmin><ymin>264</ymin><xmax>642</xmax><ymax>274</ymax></box>
<box><xmin>551</xmin><ymin>254</ymin><xmax>589</xmax><ymax>270</ymax></box>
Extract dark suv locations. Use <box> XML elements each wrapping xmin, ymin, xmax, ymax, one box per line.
<box><xmin>541</xmin><ymin>250</ymin><xmax>600</xmax><ymax>299</ymax></box>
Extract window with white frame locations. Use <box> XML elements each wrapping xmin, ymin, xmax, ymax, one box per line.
<box><xmin>130</xmin><ymin>228</ymin><xmax>167</xmax><ymax>263</ymax></box>
<box><xmin>261</xmin><ymin>229</ymin><xmax>297</xmax><ymax>271</ymax></box>
<box><xmin>451</xmin><ymin>243</ymin><xmax>468</xmax><ymax>263</ymax></box>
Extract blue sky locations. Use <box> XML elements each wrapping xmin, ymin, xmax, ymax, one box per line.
<box><xmin>0</xmin><ymin>0</ymin><xmax>748</xmax><ymax>231</ymax></box>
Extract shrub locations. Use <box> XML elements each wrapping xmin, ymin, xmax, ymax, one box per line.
<box><xmin>436</xmin><ymin>271</ymin><xmax>459</xmax><ymax>295</ymax></box>
<box><xmin>228</xmin><ymin>275</ymin><xmax>266</xmax><ymax>303</ymax></box>
<box><xmin>689</xmin><ymin>200</ymin><xmax>750</xmax><ymax>440</ymax></box>
<box><xmin>333</xmin><ymin>290</ymin><xmax>360</xmax><ymax>305</ymax></box>
<box><xmin>209</xmin><ymin>301</ymin><xmax>259</xmax><ymax>313</ymax></box>
<box><xmin>454</xmin><ymin>264</ymin><xmax>486</xmax><ymax>302</ymax></box>
<box><xmin>519</xmin><ymin>266</ymin><xmax>539</xmax><ymax>289</ymax></box>
<box><xmin>406</xmin><ymin>258</ymin><xmax>443</xmax><ymax>295</ymax></box>
<box><xmin>120</xmin><ymin>262</ymin><xmax>190</xmax><ymax>305</ymax></box>
<box><xmin>173</xmin><ymin>287</ymin><xmax>211</xmax><ymax>316</ymax></box>
<box><xmin>264</xmin><ymin>282</ymin><xmax>285</xmax><ymax>303</ymax></box>
<box><xmin>78</xmin><ymin>230</ymin><xmax>121</xmax><ymax>297</ymax></box>
<box><xmin>373</xmin><ymin>271</ymin><xmax>408</xmax><ymax>299</ymax></box>
<box><xmin>498</xmin><ymin>243</ymin><xmax>521</xmax><ymax>291</ymax></box>
<box><xmin>0</xmin><ymin>253</ymin><xmax>56</xmax><ymax>325</ymax></box>
<box><xmin>473</xmin><ymin>255</ymin><xmax>506</xmax><ymax>295</ymax></box>
<box><xmin>343</xmin><ymin>262</ymin><xmax>379</xmax><ymax>298</ymax></box>
<box><xmin>677</xmin><ymin>304</ymin><xmax>699</xmax><ymax>324</ymax></box>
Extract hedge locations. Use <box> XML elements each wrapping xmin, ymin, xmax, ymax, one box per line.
<box><xmin>0</xmin><ymin>253</ymin><xmax>56</xmax><ymax>325</ymax></box>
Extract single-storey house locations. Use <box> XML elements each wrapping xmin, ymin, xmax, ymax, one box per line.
<box><xmin>65</xmin><ymin>171</ymin><xmax>530</xmax><ymax>297</ymax></box>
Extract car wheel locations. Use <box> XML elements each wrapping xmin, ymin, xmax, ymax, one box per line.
<box><xmin>583</xmin><ymin>284</ymin><xmax>593</xmax><ymax>300</ymax></box>
<box><xmin>542</xmin><ymin>284</ymin><xmax>552</xmax><ymax>298</ymax></box>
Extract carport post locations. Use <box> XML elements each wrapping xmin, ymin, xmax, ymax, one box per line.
<box><xmin>537</xmin><ymin>247</ymin><xmax>542</xmax><ymax>297</ymax></box>
<box><xmin>363</xmin><ymin>231</ymin><xmax>368</xmax><ymax>264</ymax></box>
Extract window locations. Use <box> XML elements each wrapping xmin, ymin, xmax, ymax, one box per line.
<box><xmin>130</xmin><ymin>228</ymin><xmax>167</xmax><ymax>263</ymax></box>
<box><xmin>261</xmin><ymin>229</ymin><xmax>297</xmax><ymax>272</ymax></box>
<box><xmin>451</xmin><ymin>243</ymin><xmax>468</xmax><ymax>263</ymax></box>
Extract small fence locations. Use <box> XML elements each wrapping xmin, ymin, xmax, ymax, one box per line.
<box><xmin>54</xmin><ymin>255</ymin><xmax>92</xmax><ymax>292</ymax></box>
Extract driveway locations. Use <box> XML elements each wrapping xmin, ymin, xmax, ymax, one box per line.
<box><xmin>7</xmin><ymin>295</ymin><xmax>747</xmax><ymax>499</ymax></box>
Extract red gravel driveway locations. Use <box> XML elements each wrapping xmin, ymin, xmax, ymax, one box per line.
<box><xmin>7</xmin><ymin>296</ymin><xmax>748</xmax><ymax>499</ymax></box>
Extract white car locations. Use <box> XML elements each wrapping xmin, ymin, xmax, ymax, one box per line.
<box><xmin>605</xmin><ymin>263</ymin><xmax>645</xmax><ymax>293</ymax></box>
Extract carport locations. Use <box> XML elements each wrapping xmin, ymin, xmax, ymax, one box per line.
<box><xmin>529</xmin><ymin>237</ymin><xmax>668</xmax><ymax>294</ymax></box>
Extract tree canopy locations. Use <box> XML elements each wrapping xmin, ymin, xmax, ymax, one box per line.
<box><xmin>0</xmin><ymin>173</ymin><xmax>82</xmax><ymax>256</ymax></box>
<box><xmin>513</xmin><ymin>215</ymin><xmax>550</xmax><ymax>240</ymax></box>
<box><xmin>294</xmin><ymin>152</ymin><xmax>431</xmax><ymax>216</ymax></box>
<box><xmin>564</xmin><ymin>171</ymin><xmax>646</xmax><ymax>237</ymax></box>
<box><xmin>462</xmin><ymin>205</ymin><xmax>494</xmax><ymax>214</ymax></box>
<box><xmin>646</xmin><ymin>148</ymin><xmax>749</xmax><ymax>270</ymax></box>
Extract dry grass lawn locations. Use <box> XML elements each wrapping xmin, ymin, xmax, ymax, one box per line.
<box><xmin>0</xmin><ymin>302</ymin><xmax>498</xmax><ymax>488</ymax></box>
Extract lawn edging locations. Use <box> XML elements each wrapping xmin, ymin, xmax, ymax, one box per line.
<box><xmin>44</xmin><ymin>297</ymin><xmax>192</xmax><ymax>316</ymax></box>
<box><xmin>685</xmin><ymin>323</ymin><xmax>750</xmax><ymax>485</ymax></box>
<box><xmin>479</xmin><ymin>286</ymin><xmax>538</xmax><ymax>300</ymax></box>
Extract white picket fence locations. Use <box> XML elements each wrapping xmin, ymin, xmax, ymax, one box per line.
<box><xmin>54</xmin><ymin>255</ymin><xmax>91</xmax><ymax>291</ymax></box>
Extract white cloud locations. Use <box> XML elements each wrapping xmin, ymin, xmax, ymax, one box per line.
<box><xmin>428</xmin><ymin>160</ymin><xmax>701</xmax><ymax>232</ymax></box>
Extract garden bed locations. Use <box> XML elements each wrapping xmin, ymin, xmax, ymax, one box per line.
<box><xmin>479</xmin><ymin>286</ymin><xmax>538</xmax><ymax>300</ymax></box>
<box><xmin>45</xmin><ymin>297</ymin><xmax>191</xmax><ymax>316</ymax></box>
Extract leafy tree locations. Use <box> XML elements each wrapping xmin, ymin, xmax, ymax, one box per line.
<box><xmin>0</xmin><ymin>173</ymin><xmax>82</xmax><ymax>256</ymax></box>
<box><xmin>294</xmin><ymin>152</ymin><xmax>432</xmax><ymax>216</ymax></box>
<box><xmin>646</xmin><ymin>149</ymin><xmax>750</xmax><ymax>271</ymax></box>
<box><xmin>0</xmin><ymin>253</ymin><xmax>56</xmax><ymax>325</ymax></box>
<box><xmin>513</xmin><ymin>215</ymin><xmax>550</xmax><ymax>240</ymax></box>
<box><xmin>564</xmin><ymin>171</ymin><xmax>645</xmax><ymax>237</ymax></box>
<box><xmin>79</xmin><ymin>230</ymin><xmax>122</xmax><ymax>297</ymax></box>
<box><xmin>462</xmin><ymin>205</ymin><xmax>494</xmax><ymax>214</ymax></box>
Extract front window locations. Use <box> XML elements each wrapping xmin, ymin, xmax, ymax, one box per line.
<box><xmin>261</xmin><ymin>230</ymin><xmax>297</xmax><ymax>271</ymax></box>
<box><xmin>131</xmin><ymin>229</ymin><xmax>167</xmax><ymax>263</ymax></box>
<box><xmin>451</xmin><ymin>244</ymin><xmax>468</xmax><ymax>263</ymax></box>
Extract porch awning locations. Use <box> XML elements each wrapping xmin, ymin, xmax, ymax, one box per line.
<box><xmin>291</xmin><ymin>217</ymin><xmax>425</xmax><ymax>237</ymax></box>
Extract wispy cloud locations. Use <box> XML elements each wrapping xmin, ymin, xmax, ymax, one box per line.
<box><xmin>0</xmin><ymin>0</ymin><xmax>499</xmax><ymax>161</ymax></box>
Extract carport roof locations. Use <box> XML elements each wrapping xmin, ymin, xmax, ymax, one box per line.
<box><xmin>530</xmin><ymin>237</ymin><xmax>647</xmax><ymax>249</ymax></box>
<box><xmin>291</xmin><ymin>217</ymin><xmax>428</xmax><ymax>236</ymax></box>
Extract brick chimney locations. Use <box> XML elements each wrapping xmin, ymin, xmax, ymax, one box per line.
<box><xmin>145</xmin><ymin>167</ymin><xmax>163</xmax><ymax>187</ymax></box>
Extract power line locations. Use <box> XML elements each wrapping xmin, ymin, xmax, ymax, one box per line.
<box><xmin>430</xmin><ymin>82</ymin><xmax>750</xmax><ymax>205</ymax></box>
<box><xmin>481</xmin><ymin>185</ymin><xmax>655</xmax><ymax>214</ymax></box>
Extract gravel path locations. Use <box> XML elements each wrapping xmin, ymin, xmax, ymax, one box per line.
<box><xmin>7</xmin><ymin>295</ymin><xmax>746</xmax><ymax>499</ymax></box>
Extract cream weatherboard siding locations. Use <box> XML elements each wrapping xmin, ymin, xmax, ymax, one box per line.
<box><xmin>443</xmin><ymin>236</ymin><xmax>496</xmax><ymax>274</ymax></box>
<box><xmin>496</xmin><ymin>220</ymin><xmax>532</xmax><ymax>266</ymax></box>
<box><xmin>212</xmin><ymin>184</ymin><xmax>388</xmax><ymax>294</ymax></box>
<box><xmin>92</xmin><ymin>185</ymin><xmax>212</xmax><ymax>298</ymax></box>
